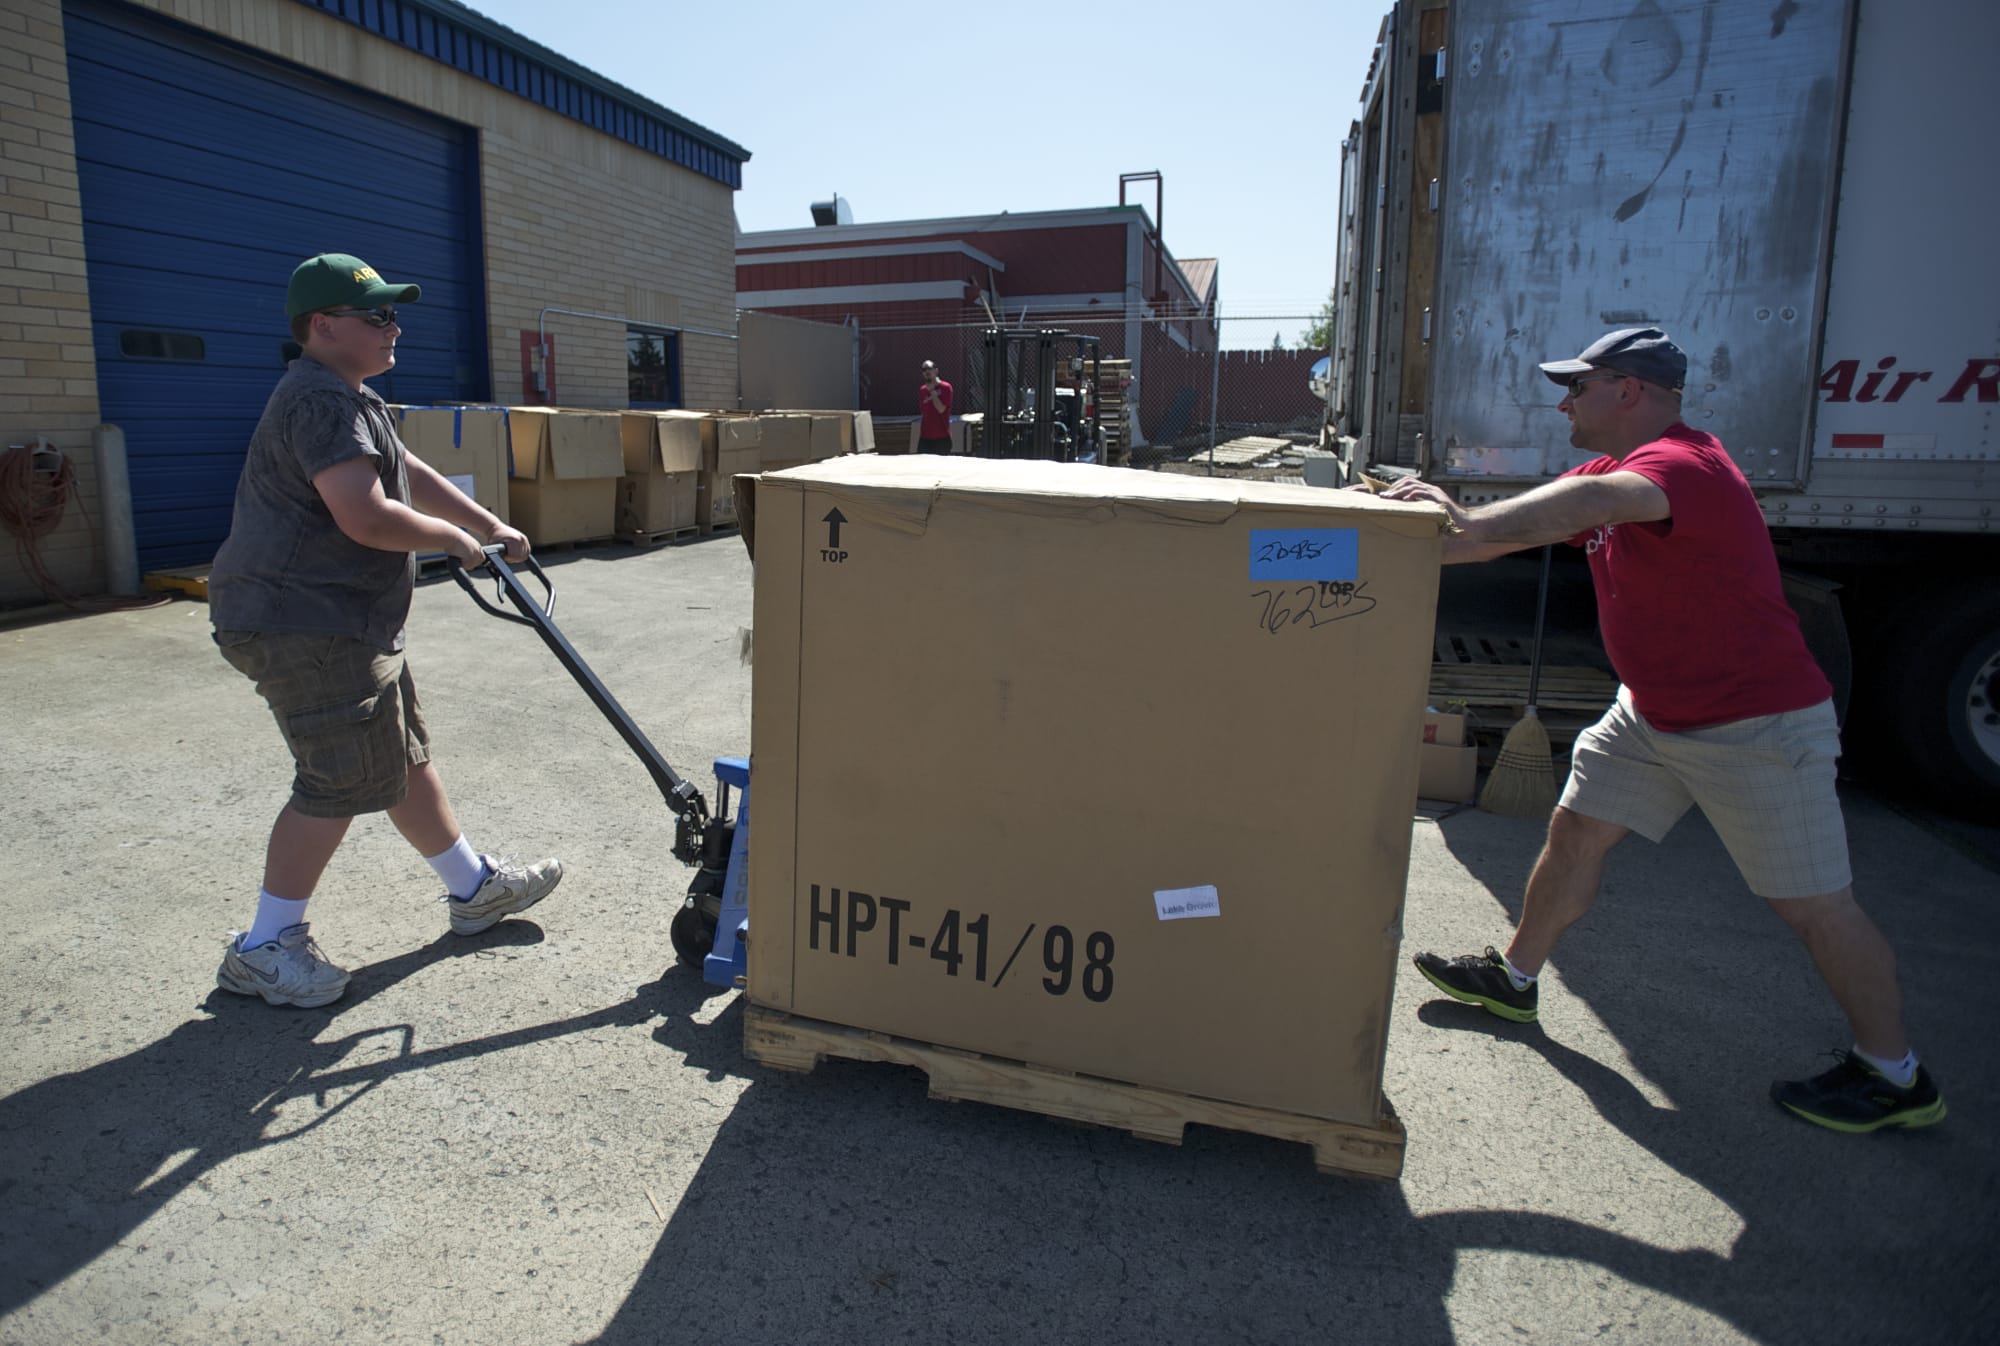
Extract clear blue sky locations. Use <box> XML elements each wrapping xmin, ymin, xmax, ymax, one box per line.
<box><xmin>463</xmin><ymin>0</ymin><xmax>1388</xmax><ymax>347</ymax></box>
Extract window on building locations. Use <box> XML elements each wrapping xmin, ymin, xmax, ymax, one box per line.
<box><xmin>628</xmin><ymin>328</ymin><xmax>682</xmax><ymax>408</ymax></box>
<box><xmin>119</xmin><ymin>330</ymin><xmax>205</xmax><ymax>361</ymax></box>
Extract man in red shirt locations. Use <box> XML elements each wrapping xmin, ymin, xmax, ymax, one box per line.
<box><xmin>917</xmin><ymin>360</ymin><xmax>953</xmax><ymax>454</ymax></box>
<box><xmin>1387</xmin><ymin>328</ymin><xmax>1943</xmax><ymax>1133</ymax></box>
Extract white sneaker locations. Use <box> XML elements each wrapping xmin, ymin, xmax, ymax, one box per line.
<box><xmin>447</xmin><ymin>854</ymin><xmax>563</xmax><ymax>935</ymax></box>
<box><xmin>216</xmin><ymin>923</ymin><xmax>351</xmax><ymax>1008</ymax></box>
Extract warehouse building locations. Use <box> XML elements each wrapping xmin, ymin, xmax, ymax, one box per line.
<box><xmin>0</xmin><ymin>0</ymin><xmax>748</xmax><ymax>600</ymax></box>
<box><xmin>735</xmin><ymin>204</ymin><xmax>1219</xmax><ymax>440</ymax></box>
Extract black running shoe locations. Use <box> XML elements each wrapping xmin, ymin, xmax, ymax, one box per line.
<box><xmin>1413</xmin><ymin>946</ymin><xmax>1538</xmax><ymax>1023</ymax></box>
<box><xmin>1771</xmin><ymin>1052</ymin><xmax>1948</xmax><ymax>1133</ymax></box>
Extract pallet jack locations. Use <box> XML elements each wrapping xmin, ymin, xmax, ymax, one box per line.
<box><xmin>448</xmin><ymin>546</ymin><xmax>749</xmax><ymax>988</ymax></box>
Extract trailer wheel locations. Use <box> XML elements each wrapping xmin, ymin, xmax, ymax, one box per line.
<box><xmin>670</xmin><ymin>902</ymin><xmax>715</xmax><ymax>967</ymax></box>
<box><xmin>1881</xmin><ymin>586</ymin><xmax>2000</xmax><ymax>816</ymax></box>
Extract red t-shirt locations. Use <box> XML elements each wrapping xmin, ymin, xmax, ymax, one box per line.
<box><xmin>918</xmin><ymin>379</ymin><xmax>953</xmax><ymax>439</ymax></box>
<box><xmin>1560</xmin><ymin>425</ymin><xmax>1830</xmax><ymax>731</ymax></box>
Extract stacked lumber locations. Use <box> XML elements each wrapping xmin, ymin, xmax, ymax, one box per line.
<box><xmin>870</xmin><ymin>418</ymin><xmax>915</xmax><ymax>455</ymax></box>
<box><xmin>1426</xmin><ymin>664</ymin><xmax>1618</xmax><ymax>713</ymax></box>
<box><xmin>1202</xmin><ymin>435</ymin><xmax>1291</xmax><ymax>467</ymax></box>
<box><xmin>1428</xmin><ymin>630</ymin><xmax>1618</xmax><ymax>714</ymax></box>
<box><xmin>1055</xmin><ymin>358</ymin><xmax>1131</xmax><ymax>465</ymax></box>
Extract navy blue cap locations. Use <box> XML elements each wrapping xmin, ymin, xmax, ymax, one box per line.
<box><xmin>1539</xmin><ymin>327</ymin><xmax>1687</xmax><ymax>392</ymax></box>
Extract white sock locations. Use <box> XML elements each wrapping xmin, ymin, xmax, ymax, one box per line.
<box><xmin>426</xmin><ymin>836</ymin><xmax>489</xmax><ymax>900</ymax></box>
<box><xmin>1499</xmin><ymin>950</ymin><xmax>1537</xmax><ymax>991</ymax></box>
<box><xmin>241</xmin><ymin>891</ymin><xmax>309</xmax><ymax>950</ymax></box>
<box><xmin>1853</xmin><ymin>1044</ymin><xmax>1918</xmax><ymax>1089</ymax></box>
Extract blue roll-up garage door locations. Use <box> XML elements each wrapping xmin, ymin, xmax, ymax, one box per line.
<box><xmin>65</xmin><ymin>0</ymin><xmax>488</xmax><ymax>571</ymax></box>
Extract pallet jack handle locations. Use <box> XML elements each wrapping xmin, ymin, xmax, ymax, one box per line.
<box><xmin>448</xmin><ymin>546</ymin><xmax>711</xmax><ymax>837</ymax></box>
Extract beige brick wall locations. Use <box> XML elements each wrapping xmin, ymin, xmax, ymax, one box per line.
<box><xmin>131</xmin><ymin>0</ymin><xmax>741</xmax><ymax>409</ymax></box>
<box><xmin>480</xmin><ymin>127</ymin><xmax>739</xmax><ymax>410</ymax></box>
<box><xmin>0</xmin><ymin>0</ymin><xmax>104</xmax><ymax>606</ymax></box>
<box><xmin>0</xmin><ymin>0</ymin><xmax>738</xmax><ymax>603</ymax></box>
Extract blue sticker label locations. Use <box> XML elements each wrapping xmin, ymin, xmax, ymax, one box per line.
<box><xmin>1249</xmin><ymin>529</ymin><xmax>1358</xmax><ymax>581</ymax></box>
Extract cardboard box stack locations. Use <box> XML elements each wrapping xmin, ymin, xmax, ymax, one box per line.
<box><xmin>741</xmin><ymin>457</ymin><xmax>1446</xmax><ymax>1130</ymax></box>
<box><xmin>704</xmin><ymin>413</ymin><xmax>763</xmax><ymax>532</ymax></box>
<box><xmin>394</xmin><ymin>404</ymin><xmax>876</xmax><ymax>544</ymax></box>
<box><xmin>618</xmin><ymin>411</ymin><xmax>704</xmax><ymax>538</ymax></box>
<box><xmin>391</xmin><ymin>406</ymin><xmax>511</xmax><ymax>526</ymax></box>
<box><xmin>504</xmin><ymin>408</ymin><xmax>623</xmax><ymax>545</ymax></box>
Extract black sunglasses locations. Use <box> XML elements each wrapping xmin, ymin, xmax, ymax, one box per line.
<box><xmin>327</xmin><ymin>306</ymin><xmax>400</xmax><ymax>329</ymax></box>
<box><xmin>1566</xmin><ymin>372</ymin><xmax>1626</xmax><ymax>397</ymax></box>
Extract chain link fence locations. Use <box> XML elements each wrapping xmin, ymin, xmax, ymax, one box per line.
<box><xmin>851</xmin><ymin>308</ymin><xmax>1328</xmax><ymax>475</ymax></box>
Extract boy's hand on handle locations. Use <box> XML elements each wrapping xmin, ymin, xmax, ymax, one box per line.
<box><xmin>447</xmin><ymin>527</ymin><xmax>488</xmax><ymax>569</ymax></box>
<box><xmin>489</xmin><ymin>522</ymin><xmax>531</xmax><ymax>563</ymax></box>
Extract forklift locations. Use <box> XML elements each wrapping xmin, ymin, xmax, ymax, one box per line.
<box><xmin>974</xmin><ymin>328</ymin><xmax>1105</xmax><ymax>463</ymax></box>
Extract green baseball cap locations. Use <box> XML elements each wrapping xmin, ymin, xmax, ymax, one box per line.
<box><xmin>285</xmin><ymin>252</ymin><xmax>421</xmax><ymax>319</ymax></box>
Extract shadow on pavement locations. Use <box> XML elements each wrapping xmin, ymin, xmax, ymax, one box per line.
<box><xmin>586</xmin><ymin>971</ymin><xmax>1936</xmax><ymax>1345</ymax></box>
<box><xmin>0</xmin><ymin>921</ymin><xmax>715</xmax><ymax>1315</ymax></box>
<box><xmin>9</xmin><ymin>792</ymin><xmax>1992</xmax><ymax>1345</ymax></box>
<box><xmin>1413</xmin><ymin>801</ymin><xmax>1993</xmax><ymax>1342</ymax></box>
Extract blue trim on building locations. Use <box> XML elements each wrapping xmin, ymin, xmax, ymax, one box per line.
<box><xmin>291</xmin><ymin>0</ymin><xmax>749</xmax><ymax>188</ymax></box>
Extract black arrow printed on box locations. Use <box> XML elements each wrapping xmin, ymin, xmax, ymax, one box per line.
<box><xmin>823</xmin><ymin>508</ymin><xmax>846</xmax><ymax>550</ymax></box>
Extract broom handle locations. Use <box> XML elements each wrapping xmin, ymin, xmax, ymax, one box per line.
<box><xmin>1526</xmin><ymin>544</ymin><xmax>1552</xmax><ymax>712</ymax></box>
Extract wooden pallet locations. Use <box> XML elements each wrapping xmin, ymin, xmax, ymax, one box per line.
<box><xmin>1427</xmin><ymin>666</ymin><xmax>1618</xmax><ymax>713</ymax></box>
<box><xmin>743</xmin><ymin>1004</ymin><xmax>1406</xmax><ymax>1180</ymax></box>
<box><xmin>1202</xmin><ymin>435</ymin><xmax>1293</xmax><ymax>466</ymax></box>
<box><xmin>142</xmin><ymin>565</ymin><xmax>210</xmax><ymax>600</ymax></box>
<box><xmin>1431</xmin><ymin>630</ymin><xmax>1618</xmax><ymax>714</ymax></box>
<box><xmin>699</xmin><ymin>519</ymin><xmax>740</xmax><ymax>538</ymax></box>
<box><xmin>620</xmin><ymin>525</ymin><xmax>700</xmax><ymax>548</ymax></box>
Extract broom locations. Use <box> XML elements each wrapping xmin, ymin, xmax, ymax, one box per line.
<box><xmin>1479</xmin><ymin>545</ymin><xmax>1561</xmax><ymax>818</ymax></box>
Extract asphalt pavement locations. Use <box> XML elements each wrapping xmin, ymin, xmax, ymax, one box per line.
<box><xmin>1</xmin><ymin>534</ymin><xmax>1993</xmax><ymax>1345</ymax></box>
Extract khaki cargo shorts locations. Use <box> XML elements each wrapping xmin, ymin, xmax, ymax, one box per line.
<box><xmin>1559</xmin><ymin>689</ymin><xmax>1851</xmax><ymax>899</ymax></box>
<box><xmin>215</xmin><ymin>630</ymin><xmax>431</xmax><ymax>818</ymax></box>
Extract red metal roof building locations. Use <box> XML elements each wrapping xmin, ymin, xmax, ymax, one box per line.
<box><xmin>736</xmin><ymin>207</ymin><xmax>1219</xmax><ymax>444</ymax></box>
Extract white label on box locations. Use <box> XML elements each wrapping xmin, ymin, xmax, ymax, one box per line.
<box><xmin>447</xmin><ymin>472</ymin><xmax>475</xmax><ymax>497</ymax></box>
<box><xmin>1154</xmin><ymin>885</ymin><xmax>1221</xmax><ymax>921</ymax></box>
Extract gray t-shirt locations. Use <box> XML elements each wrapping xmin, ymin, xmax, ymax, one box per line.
<box><xmin>208</xmin><ymin>354</ymin><xmax>416</xmax><ymax>652</ymax></box>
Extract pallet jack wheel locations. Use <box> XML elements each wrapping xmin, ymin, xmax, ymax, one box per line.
<box><xmin>670</xmin><ymin>900</ymin><xmax>717</xmax><ymax>968</ymax></box>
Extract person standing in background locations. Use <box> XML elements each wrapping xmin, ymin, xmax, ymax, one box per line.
<box><xmin>917</xmin><ymin>360</ymin><xmax>953</xmax><ymax>454</ymax></box>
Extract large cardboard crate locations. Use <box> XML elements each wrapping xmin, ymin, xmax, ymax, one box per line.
<box><xmin>504</xmin><ymin>408</ymin><xmax>622</xmax><ymax>544</ymax></box>
<box><xmin>741</xmin><ymin>457</ymin><xmax>1445</xmax><ymax>1130</ymax></box>
<box><xmin>392</xmin><ymin>406</ymin><xmax>510</xmax><ymax>525</ymax></box>
<box><xmin>618</xmin><ymin>411</ymin><xmax>703</xmax><ymax>537</ymax></box>
<box><xmin>704</xmin><ymin>413</ymin><xmax>763</xmax><ymax>531</ymax></box>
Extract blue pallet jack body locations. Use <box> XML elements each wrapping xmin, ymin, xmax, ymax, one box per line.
<box><xmin>703</xmin><ymin>756</ymin><xmax>751</xmax><ymax>988</ymax></box>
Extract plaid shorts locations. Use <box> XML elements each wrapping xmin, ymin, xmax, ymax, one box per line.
<box><xmin>1559</xmin><ymin>689</ymin><xmax>1851</xmax><ymax>899</ymax></box>
<box><xmin>215</xmin><ymin>630</ymin><xmax>431</xmax><ymax>818</ymax></box>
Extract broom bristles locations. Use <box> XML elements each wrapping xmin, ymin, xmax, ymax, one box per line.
<box><xmin>1478</xmin><ymin>709</ymin><xmax>1559</xmax><ymax>818</ymax></box>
